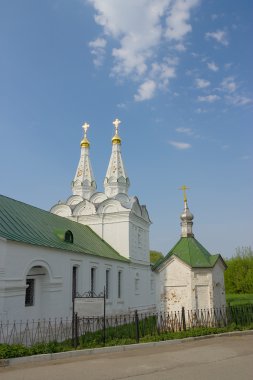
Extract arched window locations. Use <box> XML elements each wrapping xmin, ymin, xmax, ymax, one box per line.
<box><xmin>65</xmin><ymin>230</ymin><xmax>73</xmax><ymax>243</ymax></box>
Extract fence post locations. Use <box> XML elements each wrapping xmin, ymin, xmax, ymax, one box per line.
<box><xmin>135</xmin><ymin>310</ymin><xmax>140</xmax><ymax>343</ymax></box>
<box><xmin>103</xmin><ymin>286</ymin><xmax>106</xmax><ymax>346</ymax></box>
<box><xmin>181</xmin><ymin>307</ymin><xmax>186</xmax><ymax>331</ymax></box>
<box><xmin>74</xmin><ymin>312</ymin><xmax>78</xmax><ymax>349</ymax></box>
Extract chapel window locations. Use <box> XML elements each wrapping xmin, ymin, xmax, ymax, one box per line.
<box><xmin>25</xmin><ymin>279</ymin><xmax>35</xmax><ymax>307</ymax></box>
<box><xmin>118</xmin><ymin>271</ymin><xmax>122</xmax><ymax>299</ymax></box>
<box><xmin>72</xmin><ymin>266</ymin><xmax>78</xmax><ymax>300</ymax></box>
<box><xmin>91</xmin><ymin>267</ymin><xmax>96</xmax><ymax>296</ymax></box>
<box><xmin>105</xmin><ymin>269</ymin><xmax>110</xmax><ymax>299</ymax></box>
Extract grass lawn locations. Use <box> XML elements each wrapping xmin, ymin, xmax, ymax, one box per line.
<box><xmin>226</xmin><ymin>293</ymin><xmax>253</xmax><ymax>306</ymax></box>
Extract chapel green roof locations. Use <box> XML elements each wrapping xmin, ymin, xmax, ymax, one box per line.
<box><xmin>153</xmin><ymin>236</ymin><xmax>223</xmax><ymax>270</ymax></box>
<box><xmin>0</xmin><ymin>194</ymin><xmax>129</xmax><ymax>262</ymax></box>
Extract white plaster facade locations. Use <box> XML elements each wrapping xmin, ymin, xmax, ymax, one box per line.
<box><xmin>156</xmin><ymin>256</ymin><xmax>226</xmax><ymax>313</ymax></box>
<box><xmin>0</xmin><ymin>237</ymin><xmax>156</xmax><ymax>322</ymax></box>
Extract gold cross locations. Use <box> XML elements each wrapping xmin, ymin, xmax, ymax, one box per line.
<box><xmin>179</xmin><ymin>185</ymin><xmax>190</xmax><ymax>202</ymax></box>
<box><xmin>113</xmin><ymin>118</ymin><xmax>121</xmax><ymax>135</ymax></box>
<box><xmin>82</xmin><ymin>122</ymin><xmax>89</xmax><ymax>137</ymax></box>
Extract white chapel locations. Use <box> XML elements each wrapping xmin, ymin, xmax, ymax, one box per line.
<box><xmin>0</xmin><ymin>119</ymin><xmax>226</xmax><ymax>322</ymax></box>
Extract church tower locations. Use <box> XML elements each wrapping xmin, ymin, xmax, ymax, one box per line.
<box><xmin>153</xmin><ymin>187</ymin><xmax>226</xmax><ymax>313</ymax></box>
<box><xmin>104</xmin><ymin>118</ymin><xmax>130</xmax><ymax>197</ymax></box>
<box><xmin>72</xmin><ymin>123</ymin><xmax>97</xmax><ymax>200</ymax></box>
<box><xmin>50</xmin><ymin>119</ymin><xmax>151</xmax><ymax>263</ymax></box>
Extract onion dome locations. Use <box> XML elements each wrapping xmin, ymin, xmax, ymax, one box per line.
<box><xmin>180</xmin><ymin>204</ymin><xmax>194</xmax><ymax>222</ymax></box>
<box><xmin>179</xmin><ymin>185</ymin><xmax>194</xmax><ymax>237</ymax></box>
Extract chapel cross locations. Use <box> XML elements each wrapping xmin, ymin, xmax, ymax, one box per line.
<box><xmin>179</xmin><ymin>185</ymin><xmax>190</xmax><ymax>203</ymax></box>
<box><xmin>82</xmin><ymin>122</ymin><xmax>90</xmax><ymax>138</ymax></box>
<box><xmin>113</xmin><ymin>118</ymin><xmax>121</xmax><ymax>135</ymax></box>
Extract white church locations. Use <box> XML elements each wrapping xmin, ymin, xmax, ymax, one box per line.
<box><xmin>0</xmin><ymin>119</ymin><xmax>226</xmax><ymax>322</ymax></box>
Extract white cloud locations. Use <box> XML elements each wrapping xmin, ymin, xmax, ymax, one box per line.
<box><xmin>174</xmin><ymin>43</ymin><xmax>186</xmax><ymax>51</ymax></box>
<box><xmin>221</xmin><ymin>77</ymin><xmax>237</xmax><ymax>92</ymax></box>
<box><xmin>89</xmin><ymin>37</ymin><xmax>107</xmax><ymax>49</ymax></box>
<box><xmin>134</xmin><ymin>79</ymin><xmax>156</xmax><ymax>102</ymax></box>
<box><xmin>89</xmin><ymin>37</ymin><xmax>107</xmax><ymax>66</ymax></box>
<box><xmin>150</xmin><ymin>62</ymin><xmax>176</xmax><ymax>89</ymax></box>
<box><xmin>226</xmin><ymin>95</ymin><xmax>253</xmax><ymax>106</ymax></box>
<box><xmin>195</xmin><ymin>78</ymin><xmax>210</xmax><ymax>88</ymax></box>
<box><xmin>88</xmin><ymin>0</ymin><xmax>200</xmax><ymax>100</ymax></box>
<box><xmin>207</xmin><ymin>61</ymin><xmax>219</xmax><ymax>72</ymax></box>
<box><xmin>176</xmin><ymin>127</ymin><xmax>193</xmax><ymax>135</ymax></box>
<box><xmin>205</xmin><ymin>29</ymin><xmax>229</xmax><ymax>46</ymax></box>
<box><xmin>169</xmin><ymin>141</ymin><xmax>191</xmax><ymax>150</ymax></box>
<box><xmin>198</xmin><ymin>95</ymin><xmax>220</xmax><ymax>103</ymax></box>
<box><xmin>165</xmin><ymin>0</ymin><xmax>200</xmax><ymax>40</ymax></box>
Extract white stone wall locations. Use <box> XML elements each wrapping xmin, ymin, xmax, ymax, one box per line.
<box><xmin>0</xmin><ymin>239</ymin><xmax>156</xmax><ymax>322</ymax></box>
<box><xmin>158</xmin><ymin>257</ymin><xmax>192</xmax><ymax>312</ymax></box>
<box><xmin>157</xmin><ymin>256</ymin><xmax>226</xmax><ymax>313</ymax></box>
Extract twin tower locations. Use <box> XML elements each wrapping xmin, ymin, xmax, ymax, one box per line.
<box><xmin>72</xmin><ymin>119</ymin><xmax>130</xmax><ymax>200</ymax></box>
<box><xmin>50</xmin><ymin>119</ymin><xmax>151</xmax><ymax>263</ymax></box>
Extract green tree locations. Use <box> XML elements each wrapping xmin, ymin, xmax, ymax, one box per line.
<box><xmin>150</xmin><ymin>250</ymin><xmax>164</xmax><ymax>264</ymax></box>
<box><xmin>225</xmin><ymin>247</ymin><xmax>253</xmax><ymax>294</ymax></box>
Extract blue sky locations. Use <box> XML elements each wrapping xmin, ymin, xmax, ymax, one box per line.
<box><xmin>0</xmin><ymin>0</ymin><xmax>252</xmax><ymax>258</ymax></box>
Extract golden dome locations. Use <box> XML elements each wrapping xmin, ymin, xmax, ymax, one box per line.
<box><xmin>112</xmin><ymin>118</ymin><xmax>122</xmax><ymax>145</ymax></box>
<box><xmin>112</xmin><ymin>134</ymin><xmax>121</xmax><ymax>145</ymax></box>
<box><xmin>80</xmin><ymin>122</ymin><xmax>90</xmax><ymax>148</ymax></box>
<box><xmin>80</xmin><ymin>137</ymin><xmax>90</xmax><ymax>148</ymax></box>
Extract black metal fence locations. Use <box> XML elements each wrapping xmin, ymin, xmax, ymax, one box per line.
<box><xmin>0</xmin><ymin>305</ymin><xmax>252</xmax><ymax>347</ymax></box>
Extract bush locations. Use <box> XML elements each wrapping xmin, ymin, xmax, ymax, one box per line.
<box><xmin>225</xmin><ymin>247</ymin><xmax>253</xmax><ymax>294</ymax></box>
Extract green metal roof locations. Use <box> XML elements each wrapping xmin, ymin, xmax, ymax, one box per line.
<box><xmin>0</xmin><ymin>194</ymin><xmax>129</xmax><ymax>263</ymax></box>
<box><xmin>153</xmin><ymin>236</ymin><xmax>223</xmax><ymax>270</ymax></box>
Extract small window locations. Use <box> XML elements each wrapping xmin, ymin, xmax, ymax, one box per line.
<box><xmin>65</xmin><ymin>230</ymin><xmax>73</xmax><ymax>243</ymax></box>
<box><xmin>118</xmin><ymin>271</ymin><xmax>122</xmax><ymax>299</ymax></box>
<box><xmin>72</xmin><ymin>266</ymin><xmax>77</xmax><ymax>300</ymax></box>
<box><xmin>25</xmin><ymin>279</ymin><xmax>35</xmax><ymax>307</ymax></box>
<box><xmin>105</xmin><ymin>269</ymin><xmax>110</xmax><ymax>299</ymax></box>
<box><xmin>91</xmin><ymin>267</ymin><xmax>96</xmax><ymax>296</ymax></box>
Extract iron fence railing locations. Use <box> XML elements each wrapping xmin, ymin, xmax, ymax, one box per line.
<box><xmin>0</xmin><ymin>305</ymin><xmax>252</xmax><ymax>347</ymax></box>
